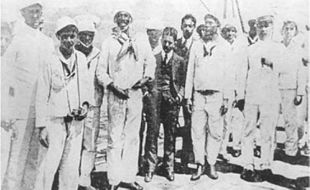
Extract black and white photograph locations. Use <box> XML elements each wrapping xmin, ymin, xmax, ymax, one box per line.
<box><xmin>1</xmin><ymin>0</ymin><xmax>309</xmax><ymax>189</ymax></box>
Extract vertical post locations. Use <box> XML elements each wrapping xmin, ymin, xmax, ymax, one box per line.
<box><xmin>235</xmin><ymin>0</ymin><xmax>245</xmax><ymax>33</ymax></box>
<box><xmin>223</xmin><ymin>0</ymin><xmax>227</xmax><ymax>19</ymax></box>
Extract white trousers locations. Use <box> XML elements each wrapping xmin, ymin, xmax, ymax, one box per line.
<box><xmin>242</xmin><ymin>103</ymin><xmax>279</xmax><ymax>170</ymax></box>
<box><xmin>191</xmin><ymin>92</ymin><xmax>224</xmax><ymax>165</ymax></box>
<box><xmin>107</xmin><ymin>90</ymin><xmax>143</xmax><ymax>185</ymax></box>
<box><xmin>35</xmin><ymin>118</ymin><xmax>83</xmax><ymax>190</ymax></box>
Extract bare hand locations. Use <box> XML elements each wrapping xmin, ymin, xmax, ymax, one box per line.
<box><xmin>39</xmin><ymin>127</ymin><xmax>49</xmax><ymax>148</ymax></box>
<box><xmin>294</xmin><ymin>95</ymin><xmax>303</xmax><ymax>106</ymax></box>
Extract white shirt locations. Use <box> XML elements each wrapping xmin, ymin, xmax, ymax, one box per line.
<box><xmin>181</xmin><ymin>36</ymin><xmax>194</xmax><ymax>49</ymax></box>
<box><xmin>161</xmin><ymin>50</ymin><xmax>173</xmax><ymax>64</ymax></box>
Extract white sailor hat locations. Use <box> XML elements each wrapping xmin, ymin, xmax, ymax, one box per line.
<box><xmin>56</xmin><ymin>16</ymin><xmax>77</xmax><ymax>34</ymax></box>
<box><xmin>77</xmin><ymin>20</ymin><xmax>96</xmax><ymax>33</ymax></box>
<box><xmin>19</xmin><ymin>0</ymin><xmax>43</xmax><ymax>10</ymax></box>
<box><xmin>75</xmin><ymin>15</ymin><xmax>99</xmax><ymax>33</ymax></box>
<box><xmin>113</xmin><ymin>3</ymin><xmax>134</xmax><ymax>23</ymax></box>
<box><xmin>74</xmin><ymin>14</ymin><xmax>100</xmax><ymax>28</ymax></box>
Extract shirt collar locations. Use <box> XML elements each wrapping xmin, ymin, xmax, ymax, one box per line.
<box><xmin>182</xmin><ymin>36</ymin><xmax>193</xmax><ymax>48</ymax></box>
<box><xmin>86</xmin><ymin>46</ymin><xmax>100</xmax><ymax>61</ymax></box>
<box><xmin>161</xmin><ymin>50</ymin><xmax>173</xmax><ymax>63</ymax></box>
<box><xmin>14</xmin><ymin>21</ymin><xmax>40</xmax><ymax>37</ymax></box>
<box><xmin>248</xmin><ymin>35</ymin><xmax>258</xmax><ymax>44</ymax></box>
<box><xmin>152</xmin><ymin>45</ymin><xmax>162</xmax><ymax>55</ymax></box>
<box><xmin>57</xmin><ymin>48</ymin><xmax>76</xmax><ymax>66</ymax></box>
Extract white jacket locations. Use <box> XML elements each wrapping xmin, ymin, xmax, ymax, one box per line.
<box><xmin>76</xmin><ymin>46</ymin><xmax>103</xmax><ymax>106</ymax></box>
<box><xmin>278</xmin><ymin>37</ymin><xmax>307</xmax><ymax>95</ymax></box>
<box><xmin>242</xmin><ymin>39</ymin><xmax>284</xmax><ymax>105</ymax></box>
<box><xmin>1</xmin><ymin>21</ymin><xmax>55</xmax><ymax>121</ymax></box>
<box><xmin>96</xmin><ymin>31</ymin><xmax>156</xmax><ymax>89</ymax></box>
<box><xmin>36</xmin><ymin>49</ymin><xmax>91</xmax><ymax>127</ymax></box>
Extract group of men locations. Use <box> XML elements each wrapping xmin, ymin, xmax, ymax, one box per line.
<box><xmin>1</xmin><ymin>0</ymin><xmax>309</xmax><ymax>190</ymax></box>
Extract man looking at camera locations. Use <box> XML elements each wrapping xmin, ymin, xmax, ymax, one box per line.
<box><xmin>185</xmin><ymin>14</ymin><xmax>230</xmax><ymax>181</ymax></box>
<box><xmin>1</xmin><ymin>1</ymin><xmax>55</xmax><ymax>189</ymax></box>
<box><xmin>240</xmin><ymin>15</ymin><xmax>283</xmax><ymax>182</ymax></box>
<box><xmin>35</xmin><ymin>16</ymin><xmax>90</xmax><ymax>190</ymax></box>
<box><xmin>144</xmin><ymin>27</ymin><xmax>185</xmax><ymax>183</ymax></box>
<box><xmin>75</xmin><ymin>16</ymin><xmax>103</xmax><ymax>190</ymax></box>
<box><xmin>96</xmin><ymin>8</ymin><xmax>155</xmax><ymax>190</ymax></box>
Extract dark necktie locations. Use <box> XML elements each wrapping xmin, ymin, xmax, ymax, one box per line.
<box><xmin>163</xmin><ymin>53</ymin><xmax>168</xmax><ymax>64</ymax></box>
<box><xmin>183</xmin><ymin>39</ymin><xmax>188</xmax><ymax>48</ymax></box>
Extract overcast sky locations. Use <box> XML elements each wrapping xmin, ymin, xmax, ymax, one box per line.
<box><xmin>1</xmin><ymin>0</ymin><xmax>309</xmax><ymax>34</ymax></box>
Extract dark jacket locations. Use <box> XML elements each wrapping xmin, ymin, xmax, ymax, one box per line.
<box><xmin>152</xmin><ymin>51</ymin><xmax>186</xmax><ymax>99</ymax></box>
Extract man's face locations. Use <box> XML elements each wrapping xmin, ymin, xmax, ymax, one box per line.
<box><xmin>248</xmin><ymin>20</ymin><xmax>257</xmax><ymax>37</ymax></box>
<box><xmin>257</xmin><ymin>20</ymin><xmax>273</xmax><ymax>40</ymax></box>
<box><xmin>147</xmin><ymin>29</ymin><xmax>162</xmax><ymax>47</ymax></box>
<box><xmin>222</xmin><ymin>27</ymin><xmax>237</xmax><ymax>44</ymax></box>
<box><xmin>115</xmin><ymin>11</ymin><xmax>131</xmax><ymax>31</ymax></box>
<box><xmin>181</xmin><ymin>19</ymin><xmax>195</xmax><ymax>39</ymax></box>
<box><xmin>204</xmin><ymin>18</ymin><xmax>218</xmax><ymax>40</ymax></box>
<box><xmin>162</xmin><ymin>35</ymin><xmax>175</xmax><ymax>53</ymax></box>
<box><xmin>58</xmin><ymin>29</ymin><xmax>77</xmax><ymax>50</ymax></box>
<box><xmin>283</xmin><ymin>22</ymin><xmax>297</xmax><ymax>40</ymax></box>
<box><xmin>78</xmin><ymin>31</ymin><xmax>95</xmax><ymax>47</ymax></box>
<box><xmin>20</xmin><ymin>4</ymin><xmax>43</xmax><ymax>29</ymax></box>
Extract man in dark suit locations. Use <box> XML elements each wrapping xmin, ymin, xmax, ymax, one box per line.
<box><xmin>144</xmin><ymin>27</ymin><xmax>185</xmax><ymax>183</ymax></box>
<box><xmin>174</xmin><ymin>14</ymin><xmax>196</xmax><ymax>168</ymax></box>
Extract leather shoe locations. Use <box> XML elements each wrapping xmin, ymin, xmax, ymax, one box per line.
<box><xmin>78</xmin><ymin>185</ymin><xmax>97</xmax><ymax>190</ymax></box>
<box><xmin>144</xmin><ymin>172</ymin><xmax>154</xmax><ymax>183</ymax></box>
<box><xmin>108</xmin><ymin>184</ymin><xmax>118</xmax><ymax>190</ymax></box>
<box><xmin>120</xmin><ymin>182</ymin><xmax>143</xmax><ymax>190</ymax></box>
<box><xmin>191</xmin><ymin>164</ymin><xmax>205</xmax><ymax>181</ymax></box>
<box><xmin>261</xmin><ymin>169</ymin><xmax>273</xmax><ymax>181</ymax></box>
<box><xmin>232</xmin><ymin>149</ymin><xmax>241</xmax><ymax>157</ymax></box>
<box><xmin>240</xmin><ymin>169</ymin><xmax>255</xmax><ymax>182</ymax></box>
<box><xmin>241</xmin><ymin>169</ymin><xmax>263</xmax><ymax>182</ymax></box>
<box><xmin>253</xmin><ymin>170</ymin><xmax>263</xmax><ymax>182</ymax></box>
<box><xmin>165</xmin><ymin>170</ymin><xmax>175</xmax><ymax>181</ymax></box>
<box><xmin>208</xmin><ymin>164</ymin><xmax>218</xmax><ymax>180</ymax></box>
<box><xmin>254</xmin><ymin>147</ymin><xmax>261</xmax><ymax>158</ymax></box>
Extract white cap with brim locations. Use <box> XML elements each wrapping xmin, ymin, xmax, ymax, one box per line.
<box><xmin>19</xmin><ymin>0</ymin><xmax>43</xmax><ymax>10</ymax></box>
<box><xmin>77</xmin><ymin>20</ymin><xmax>96</xmax><ymax>33</ymax></box>
<box><xmin>74</xmin><ymin>14</ymin><xmax>100</xmax><ymax>28</ymax></box>
<box><xmin>56</xmin><ymin>16</ymin><xmax>77</xmax><ymax>34</ymax></box>
<box><xmin>113</xmin><ymin>3</ymin><xmax>134</xmax><ymax>22</ymax></box>
<box><xmin>145</xmin><ymin>18</ymin><xmax>164</xmax><ymax>30</ymax></box>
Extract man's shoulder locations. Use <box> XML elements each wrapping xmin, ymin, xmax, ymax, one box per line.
<box><xmin>173</xmin><ymin>52</ymin><xmax>183</xmax><ymax>60</ymax></box>
<box><xmin>189</xmin><ymin>39</ymin><xmax>202</xmax><ymax>49</ymax></box>
<box><xmin>154</xmin><ymin>52</ymin><xmax>162</xmax><ymax>60</ymax></box>
<box><xmin>101</xmin><ymin>35</ymin><xmax>115</xmax><ymax>46</ymax></box>
<box><xmin>175</xmin><ymin>38</ymin><xmax>183</xmax><ymax>47</ymax></box>
<box><xmin>75</xmin><ymin>50</ymin><xmax>87</xmax><ymax>62</ymax></box>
